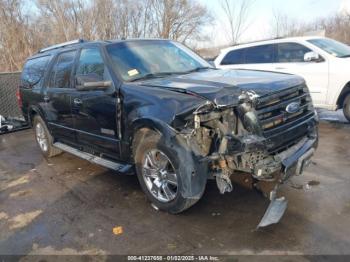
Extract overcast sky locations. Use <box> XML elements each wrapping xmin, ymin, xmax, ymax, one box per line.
<box><xmin>198</xmin><ymin>0</ymin><xmax>350</xmax><ymax>48</ymax></box>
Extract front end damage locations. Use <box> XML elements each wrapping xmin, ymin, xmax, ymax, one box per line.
<box><xmin>175</xmin><ymin>84</ymin><xmax>318</xmax><ymax>227</ymax></box>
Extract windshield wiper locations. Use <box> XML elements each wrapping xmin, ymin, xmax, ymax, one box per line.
<box><xmin>339</xmin><ymin>54</ymin><xmax>350</xmax><ymax>58</ymax></box>
<box><xmin>184</xmin><ymin>66</ymin><xmax>212</xmax><ymax>73</ymax></box>
<box><xmin>129</xmin><ymin>72</ymin><xmax>178</xmax><ymax>82</ymax></box>
<box><xmin>129</xmin><ymin>67</ymin><xmax>213</xmax><ymax>82</ymax></box>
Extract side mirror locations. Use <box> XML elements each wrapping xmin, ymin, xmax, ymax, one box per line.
<box><xmin>304</xmin><ymin>51</ymin><xmax>321</xmax><ymax>62</ymax></box>
<box><xmin>76</xmin><ymin>74</ymin><xmax>111</xmax><ymax>91</ymax></box>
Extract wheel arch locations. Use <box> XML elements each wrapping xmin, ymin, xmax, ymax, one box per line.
<box><xmin>130</xmin><ymin>117</ymin><xmax>208</xmax><ymax>199</ymax></box>
<box><xmin>28</xmin><ymin>106</ymin><xmax>41</xmax><ymax>126</ymax></box>
<box><xmin>130</xmin><ymin>118</ymin><xmax>177</xmax><ymax>151</ymax></box>
<box><xmin>336</xmin><ymin>82</ymin><xmax>350</xmax><ymax>109</ymax></box>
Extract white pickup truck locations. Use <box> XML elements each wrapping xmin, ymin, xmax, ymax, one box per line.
<box><xmin>214</xmin><ymin>36</ymin><xmax>350</xmax><ymax>121</ymax></box>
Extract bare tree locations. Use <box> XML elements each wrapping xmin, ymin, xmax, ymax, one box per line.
<box><xmin>271</xmin><ymin>9</ymin><xmax>311</xmax><ymax>38</ymax></box>
<box><xmin>150</xmin><ymin>0</ymin><xmax>212</xmax><ymax>43</ymax></box>
<box><xmin>0</xmin><ymin>0</ymin><xmax>212</xmax><ymax>72</ymax></box>
<box><xmin>219</xmin><ymin>0</ymin><xmax>255</xmax><ymax>45</ymax></box>
<box><xmin>270</xmin><ymin>9</ymin><xmax>350</xmax><ymax>45</ymax></box>
<box><xmin>323</xmin><ymin>12</ymin><xmax>350</xmax><ymax>44</ymax></box>
<box><xmin>0</xmin><ymin>0</ymin><xmax>42</xmax><ymax>71</ymax></box>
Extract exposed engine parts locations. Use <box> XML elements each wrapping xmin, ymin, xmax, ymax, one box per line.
<box><xmin>180</xmin><ymin>88</ymin><xmax>317</xmax><ymax>199</ymax></box>
<box><xmin>214</xmin><ymin>159</ymin><xmax>233</xmax><ymax>194</ymax></box>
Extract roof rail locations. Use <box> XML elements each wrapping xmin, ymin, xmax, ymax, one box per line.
<box><xmin>233</xmin><ymin>37</ymin><xmax>284</xmax><ymax>46</ymax></box>
<box><xmin>39</xmin><ymin>39</ymin><xmax>86</xmax><ymax>53</ymax></box>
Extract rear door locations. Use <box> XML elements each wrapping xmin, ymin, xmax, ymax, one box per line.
<box><xmin>273</xmin><ymin>42</ymin><xmax>329</xmax><ymax>105</ymax></box>
<box><xmin>43</xmin><ymin>50</ymin><xmax>78</xmax><ymax>144</ymax></box>
<box><xmin>71</xmin><ymin>47</ymin><xmax>120</xmax><ymax>159</ymax></box>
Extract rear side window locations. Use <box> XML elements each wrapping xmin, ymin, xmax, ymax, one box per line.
<box><xmin>245</xmin><ymin>44</ymin><xmax>274</xmax><ymax>64</ymax></box>
<box><xmin>76</xmin><ymin>48</ymin><xmax>107</xmax><ymax>79</ymax></box>
<box><xmin>220</xmin><ymin>44</ymin><xmax>274</xmax><ymax>65</ymax></box>
<box><xmin>49</xmin><ymin>50</ymin><xmax>77</xmax><ymax>88</ymax></box>
<box><xmin>21</xmin><ymin>55</ymin><xmax>51</xmax><ymax>89</ymax></box>
<box><xmin>221</xmin><ymin>49</ymin><xmax>245</xmax><ymax>65</ymax></box>
<box><xmin>276</xmin><ymin>43</ymin><xmax>311</xmax><ymax>63</ymax></box>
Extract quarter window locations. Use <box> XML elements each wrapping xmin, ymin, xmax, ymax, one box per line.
<box><xmin>221</xmin><ymin>49</ymin><xmax>245</xmax><ymax>65</ymax></box>
<box><xmin>276</xmin><ymin>43</ymin><xmax>311</xmax><ymax>63</ymax></box>
<box><xmin>21</xmin><ymin>55</ymin><xmax>51</xmax><ymax>89</ymax></box>
<box><xmin>49</xmin><ymin>51</ymin><xmax>77</xmax><ymax>88</ymax></box>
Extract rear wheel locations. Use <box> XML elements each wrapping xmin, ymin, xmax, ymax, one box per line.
<box><xmin>33</xmin><ymin>115</ymin><xmax>62</xmax><ymax>158</ymax></box>
<box><xmin>133</xmin><ymin>129</ymin><xmax>200</xmax><ymax>213</ymax></box>
<box><xmin>343</xmin><ymin>93</ymin><xmax>350</xmax><ymax>122</ymax></box>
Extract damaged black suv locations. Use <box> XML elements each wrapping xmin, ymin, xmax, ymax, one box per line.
<box><xmin>19</xmin><ymin>39</ymin><xmax>318</xmax><ymax>227</ymax></box>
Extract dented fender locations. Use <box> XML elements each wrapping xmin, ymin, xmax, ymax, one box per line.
<box><xmin>131</xmin><ymin>117</ymin><xmax>208</xmax><ymax>199</ymax></box>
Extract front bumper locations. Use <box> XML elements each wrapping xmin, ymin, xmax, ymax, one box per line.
<box><xmin>252</xmin><ymin>135</ymin><xmax>318</xmax><ymax>181</ymax></box>
<box><xmin>255</xmin><ymin>136</ymin><xmax>317</xmax><ymax>228</ymax></box>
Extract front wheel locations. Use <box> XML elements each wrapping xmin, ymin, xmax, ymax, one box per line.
<box><xmin>133</xmin><ymin>129</ymin><xmax>201</xmax><ymax>214</ymax></box>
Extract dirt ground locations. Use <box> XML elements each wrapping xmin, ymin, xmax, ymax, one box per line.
<box><xmin>0</xmin><ymin>113</ymin><xmax>350</xmax><ymax>257</ymax></box>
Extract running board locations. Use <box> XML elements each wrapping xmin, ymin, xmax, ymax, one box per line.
<box><xmin>53</xmin><ymin>142</ymin><xmax>132</xmax><ymax>173</ymax></box>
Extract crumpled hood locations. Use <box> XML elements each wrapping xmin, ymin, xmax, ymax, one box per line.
<box><xmin>140</xmin><ymin>69</ymin><xmax>305</xmax><ymax>106</ymax></box>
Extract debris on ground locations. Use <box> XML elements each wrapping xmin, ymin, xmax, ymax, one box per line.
<box><xmin>167</xmin><ymin>243</ymin><xmax>177</xmax><ymax>249</ymax></box>
<box><xmin>112</xmin><ymin>226</ymin><xmax>123</xmax><ymax>235</ymax></box>
<box><xmin>151</xmin><ymin>203</ymin><xmax>159</xmax><ymax>211</ymax></box>
<box><xmin>288</xmin><ymin>181</ymin><xmax>303</xmax><ymax>190</ymax></box>
<box><xmin>307</xmin><ymin>180</ymin><xmax>320</xmax><ymax>186</ymax></box>
<box><xmin>305</xmin><ymin>180</ymin><xmax>320</xmax><ymax>190</ymax></box>
<box><xmin>0</xmin><ymin>115</ymin><xmax>29</xmax><ymax>134</ymax></box>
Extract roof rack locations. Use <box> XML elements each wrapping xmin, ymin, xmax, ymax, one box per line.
<box><xmin>39</xmin><ymin>39</ymin><xmax>86</xmax><ymax>53</ymax></box>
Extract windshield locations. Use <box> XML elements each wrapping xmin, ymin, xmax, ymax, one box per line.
<box><xmin>308</xmin><ymin>38</ymin><xmax>350</xmax><ymax>58</ymax></box>
<box><xmin>106</xmin><ymin>40</ymin><xmax>211</xmax><ymax>82</ymax></box>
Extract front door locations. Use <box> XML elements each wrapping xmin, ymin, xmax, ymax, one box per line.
<box><xmin>272</xmin><ymin>43</ymin><xmax>329</xmax><ymax>106</ymax></box>
<box><xmin>71</xmin><ymin>47</ymin><xmax>120</xmax><ymax>159</ymax></box>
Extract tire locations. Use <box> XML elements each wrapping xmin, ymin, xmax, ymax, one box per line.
<box><xmin>133</xmin><ymin>129</ymin><xmax>200</xmax><ymax>214</ymax></box>
<box><xmin>343</xmin><ymin>93</ymin><xmax>350</xmax><ymax>122</ymax></box>
<box><xmin>33</xmin><ymin>115</ymin><xmax>62</xmax><ymax>158</ymax></box>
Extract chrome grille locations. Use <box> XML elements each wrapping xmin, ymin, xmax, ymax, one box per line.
<box><xmin>255</xmin><ymin>84</ymin><xmax>315</xmax><ymax>153</ymax></box>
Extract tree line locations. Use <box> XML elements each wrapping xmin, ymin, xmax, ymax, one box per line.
<box><xmin>271</xmin><ymin>9</ymin><xmax>350</xmax><ymax>44</ymax></box>
<box><xmin>0</xmin><ymin>0</ymin><xmax>212</xmax><ymax>72</ymax></box>
<box><xmin>1</xmin><ymin>0</ymin><xmax>350</xmax><ymax>72</ymax></box>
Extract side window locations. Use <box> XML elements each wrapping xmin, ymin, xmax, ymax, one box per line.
<box><xmin>221</xmin><ymin>49</ymin><xmax>245</xmax><ymax>65</ymax></box>
<box><xmin>21</xmin><ymin>56</ymin><xmax>51</xmax><ymax>89</ymax></box>
<box><xmin>76</xmin><ymin>48</ymin><xmax>109</xmax><ymax>80</ymax></box>
<box><xmin>277</xmin><ymin>43</ymin><xmax>311</xmax><ymax>63</ymax></box>
<box><xmin>245</xmin><ymin>44</ymin><xmax>274</xmax><ymax>64</ymax></box>
<box><xmin>49</xmin><ymin>50</ymin><xmax>77</xmax><ymax>88</ymax></box>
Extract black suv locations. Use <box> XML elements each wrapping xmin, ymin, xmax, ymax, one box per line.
<box><xmin>19</xmin><ymin>39</ymin><xmax>318</xmax><ymax>227</ymax></box>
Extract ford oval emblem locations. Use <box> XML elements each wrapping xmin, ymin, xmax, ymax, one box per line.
<box><xmin>286</xmin><ymin>102</ymin><xmax>300</xmax><ymax>114</ymax></box>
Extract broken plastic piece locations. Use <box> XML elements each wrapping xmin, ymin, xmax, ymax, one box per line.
<box><xmin>257</xmin><ymin>197</ymin><xmax>288</xmax><ymax>228</ymax></box>
<box><xmin>215</xmin><ymin>173</ymin><xmax>233</xmax><ymax>194</ymax></box>
<box><xmin>151</xmin><ymin>203</ymin><xmax>159</xmax><ymax>211</ymax></box>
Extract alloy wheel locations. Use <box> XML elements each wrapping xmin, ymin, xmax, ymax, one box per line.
<box><xmin>142</xmin><ymin>149</ymin><xmax>178</xmax><ymax>203</ymax></box>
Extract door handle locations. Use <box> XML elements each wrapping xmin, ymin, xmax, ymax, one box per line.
<box><xmin>275</xmin><ymin>67</ymin><xmax>286</xmax><ymax>70</ymax></box>
<box><xmin>43</xmin><ymin>95</ymin><xmax>50</xmax><ymax>102</ymax></box>
<box><xmin>73</xmin><ymin>98</ymin><xmax>82</xmax><ymax>106</ymax></box>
